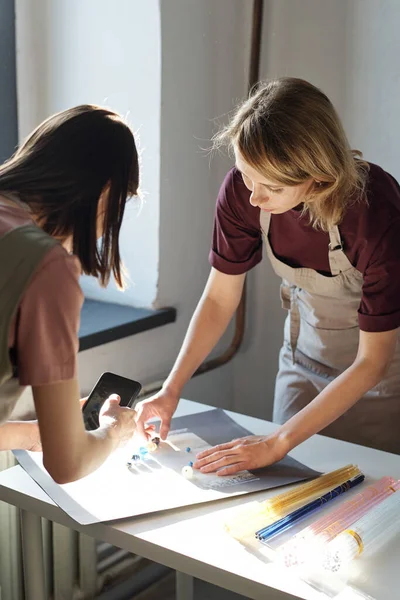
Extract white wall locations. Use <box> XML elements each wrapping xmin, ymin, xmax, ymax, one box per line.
<box><xmin>78</xmin><ymin>0</ymin><xmax>254</xmax><ymax>407</ymax></box>
<box><xmin>343</xmin><ymin>0</ymin><xmax>400</xmax><ymax>182</ymax></box>
<box><xmin>260</xmin><ymin>0</ymin><xmax>348</xmax><ymax>114</ymax></box>
<box><xmin>15</xmin><ymin>0</ymin><xmax>161</xmax><ymax>307</ymax></box>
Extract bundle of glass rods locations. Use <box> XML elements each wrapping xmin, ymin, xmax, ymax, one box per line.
<box><xmin>224</xmin><ymin>464</ymin><xmax>361</xmax><ymax>539</ymax></box>
<box><xmin>276</xmin><ymin>476</ymin><xmax>400</xmax><ymax>567</ymax></box>
<box><xmin>322</xmin><ymin>488</ymin><xmax>400</xmax><ymax>573</ymax></box>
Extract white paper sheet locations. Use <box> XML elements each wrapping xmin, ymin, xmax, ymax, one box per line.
<box><xmin>14</xmin><ymin>409</ymin><xmax>320</xmax><ymax>524</ymax></box>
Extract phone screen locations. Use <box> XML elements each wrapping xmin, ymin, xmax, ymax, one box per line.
<box><xmin>82</xmin><ymin>372</ymin><xmax>142</xmax><ymax>431</ymax></box>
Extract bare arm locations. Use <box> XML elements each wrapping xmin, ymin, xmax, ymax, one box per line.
<box><xmin>0</xmin><ymin>421</ymin><xmax>40</xmax><ymax>451</ymax></box>
<box><xmin>135</xmin><ymin>268</ymin><xmax>246</xmax><ymax>438</ymax></box>
<box><xmin>33</xmin><ymin>379</ymin><xmax>136</xmax><ymax>483</ymax></box>
<box><xmin>165</xmin><ymin>267</ymin><xmax>246</xmax><ymax>395</ymax></box>
<box><xmin>0</xmin><ymin>397</ymin><xmax>89</xmax><ymax>453</ymax></box>
<box><xmin>280</xmin><ymin>328</ymin><xmax>398</xmax><ymax>448</ymax></box>
<box><xmin>195</xmin><ymin>328</ymin><xmax>398</xmax><ymax>475</ymax></box>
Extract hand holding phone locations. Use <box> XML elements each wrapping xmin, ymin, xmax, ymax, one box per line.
<box><xmin>82</xmin><ymin>372</ymin><xmax>142</xmax><ymax>431</ymax></box>
<box><xmin>96</xmin><ymin>394</ymin><xmax>138</xmax><ymax>446</ymax></box>
<box><xmin>96</xmin><ymin>392</ymin><xmax>156</xmax><ymax>447</ymax></box>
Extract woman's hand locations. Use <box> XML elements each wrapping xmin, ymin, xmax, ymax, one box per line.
<box><xmin>193</xmin><ymin>432</ymin><xmax>290</xmax><ymax>476</ymax></box>
<box><xmin>99</xmin><ymin>394</ymin><xmax>155</xmax><ymax>446</ymax></box>
<box><xmin>135</xmin><ymin>387</ymin><xmax>180</xmax><ymax>441</ymax></box>
<box><xmin>99</xmin><ymin>394</ymin><xmax>138</xmax><ymax>446</ymax></box>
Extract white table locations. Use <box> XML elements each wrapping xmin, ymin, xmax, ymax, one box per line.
<box><xmin>1</xmin><ymin>400</ymin><xmax>399</xmax><ymax>600</ymax></box>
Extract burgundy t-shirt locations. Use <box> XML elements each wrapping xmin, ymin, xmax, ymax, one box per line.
<box><xmin>209</xmin><ymin>163</ymin><xmax>400</xmax><ymax>333</ymax></box>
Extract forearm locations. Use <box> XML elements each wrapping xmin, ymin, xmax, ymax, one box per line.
<box><xmin>0</xmin><ymin>419</ymin><xmax>119</xmax><ymax>480</ymax></box>
<box><xmin>279</xmin><ymin>358</ymin><xmax>386</xmax><ymax>450</ymax></box>
<box><xmin>43</xmin><ymin>425</ymin><xmax>120</xmax><ymax>484</ymax></box>
<box><xmin>165</xmin><ymin>295</ymin><xmax>236</xmax><ymax>395</ymax></box>
<box><xmin>0</xmin><ymin>421</ymin><xmax>38</xmax><ymax>451</ymax></box>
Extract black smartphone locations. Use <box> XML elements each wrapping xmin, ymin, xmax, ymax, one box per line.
<box><xmin>82</xmin><ymin>372</ymin><xmax>142</xmax><ymax>431</ymax></box>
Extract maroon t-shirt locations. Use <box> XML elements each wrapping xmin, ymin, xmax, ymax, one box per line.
<box><xmin>209</xmin><ymin>163</ymin><xmax>400</xmax><ymax>333</ymax></box>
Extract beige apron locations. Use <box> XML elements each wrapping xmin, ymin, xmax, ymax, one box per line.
<box><xmin>260</xmin><ymin>210</ymin><xmax>400</xmax><ymax>454</ymax></box>
<box><xmin>0</xmin><ymin>197</ymin><xmax>58</xmax><ymax>424</ymax></box>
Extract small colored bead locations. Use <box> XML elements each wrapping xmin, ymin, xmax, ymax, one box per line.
<box><xmin>126</xmin><ymin>461</ymin><xmax>132</xmax><ymax>468</ymax></box>
<box><xmin>181</xmin><ymin>465</ymin><xmax>194</xmax><ymax>480</ymax></box>
<box><xmin>188</xmin><ymin>461</ymin><xmax>194</xmax><ymax>467</ymax></box>
<box><xmin>185</xmin><ymin>447</ymin><xmax>191</xmax><ymax>453</ymax></box>
<box><xmin>146</xmin><ymin>441</ymin><xmax>158</xmax><ymax>452</ymax></box>
<box><xmin>131</xmin><ymin>454</ymin><xmax>140</xmax><ymax>461</ymax></box>
<box><xmin>139</xmin><ymin>446</ymin><xmax>148</xmax><ymax>455</ymax></box>
<box><xmin>152</xmin><ymin>436</ymin><xmax>161</xmax><ymax>446</ymax></box>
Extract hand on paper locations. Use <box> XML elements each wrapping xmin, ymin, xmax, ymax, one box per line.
<box><xmin>193</xmin><ymin>432</ymin><xmax>290</xmax><ymax>476</ymax></box>
<box><xmin>99</xmin><ymin>394</ymin><xmax>154</xmax><ymax>446</ymax></box>
<box><xmin>135</xmin><ymin>388</ymin><xmax>180</xmax><ymax>441</ymax></box>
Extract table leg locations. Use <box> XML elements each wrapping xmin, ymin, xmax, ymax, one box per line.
<box><xmin>20</xmin><ymin>510</ymin><xmax>47</xmax><ymax>600</ymax></box>
<box><xmin>176</xmin><ymin>571</ymin><xmax>194</xmax><ymax>600</ymax></box>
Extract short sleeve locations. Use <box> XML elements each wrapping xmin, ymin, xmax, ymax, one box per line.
<box><xmin>15</xmin><ymin>246</ymin><xmax>84</xmax><ymax>386</ymax></box>
<box><xmin>209</xmin><ymin>168</ymin><xmax>263</xmax><ymax>275</ymax></box>
<box><xmin>358</xmin><ymin>219</ymin><xmax>400</xmax><ymax>332</ymax></box>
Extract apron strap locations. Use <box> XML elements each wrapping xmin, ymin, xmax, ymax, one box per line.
<box><xmin>328</xmin><ymin>225</ymin><xmax>352</xmax><ymax>276</ymax></box>
<box><xmin>260</xmin><ymin>209</ymin><xmax>271</xmax><ymax>237</ymax></box>
<box><xmin>261</xmin><ymin>211</ymin><xmax>297</xmax><ymax>363</ymax></box>
<box><xmin>289</xmin><ymin>286</ymin><xmax>300</xmax><ymax>363</ymax></box>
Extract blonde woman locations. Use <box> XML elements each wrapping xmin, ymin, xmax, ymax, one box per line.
<box><xmin>136</xmin><ymin>78</ymin><xmax>400</xmax><ymax>474</ymax></box>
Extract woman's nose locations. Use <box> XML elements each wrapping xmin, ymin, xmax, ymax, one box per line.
<box><xmin>250</xmin><ymin>187</ymin><xmax>267</xmax><ymax>207</ymax></box>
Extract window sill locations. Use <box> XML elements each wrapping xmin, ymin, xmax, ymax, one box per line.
<box><xmin>78</xmin><ymin>299</ymin><xmax>176</xmax><ymax>352</ymax></box>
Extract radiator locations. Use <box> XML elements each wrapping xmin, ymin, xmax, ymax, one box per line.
<box><xmin>0</xmin><ymin>451</ymin><xmax>170</xmax><ymax>600</ymax></box>
<box><xmin>0</xmin><ymin>451</ymin><xmax>24</xmax><ymax>600</ymax></box>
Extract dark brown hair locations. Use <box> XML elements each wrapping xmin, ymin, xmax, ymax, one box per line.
<box><xmin>0</xmin><ymin>105</ymin><xmax>139</xmax><ymax>286</ymax></box>
<box><xmin>214</xmin><ymin>78</ymin><xmax>369</xmax><ymax>230</ymax></box>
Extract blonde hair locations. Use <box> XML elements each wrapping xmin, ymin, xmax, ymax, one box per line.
<box><xmin>213</xmin><ymin>78</ymin><xmax>369</xmax><ymax>231</ymax></box>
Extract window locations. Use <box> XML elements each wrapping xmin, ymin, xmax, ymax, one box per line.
<box><xmin>15</xmin><ymin>0</ymin><xmax>161</xmax><ymax>309</ymax></box>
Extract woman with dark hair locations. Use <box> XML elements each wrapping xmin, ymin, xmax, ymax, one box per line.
<box><xmin>136</xmin><ymin>78</ymin><xmax>400</xmax><ymax>474</ymax></box>
<box><xmin>0</xmin><ymin>105</ymin><xmax>146</xmax><ymax>483</ymax></box>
